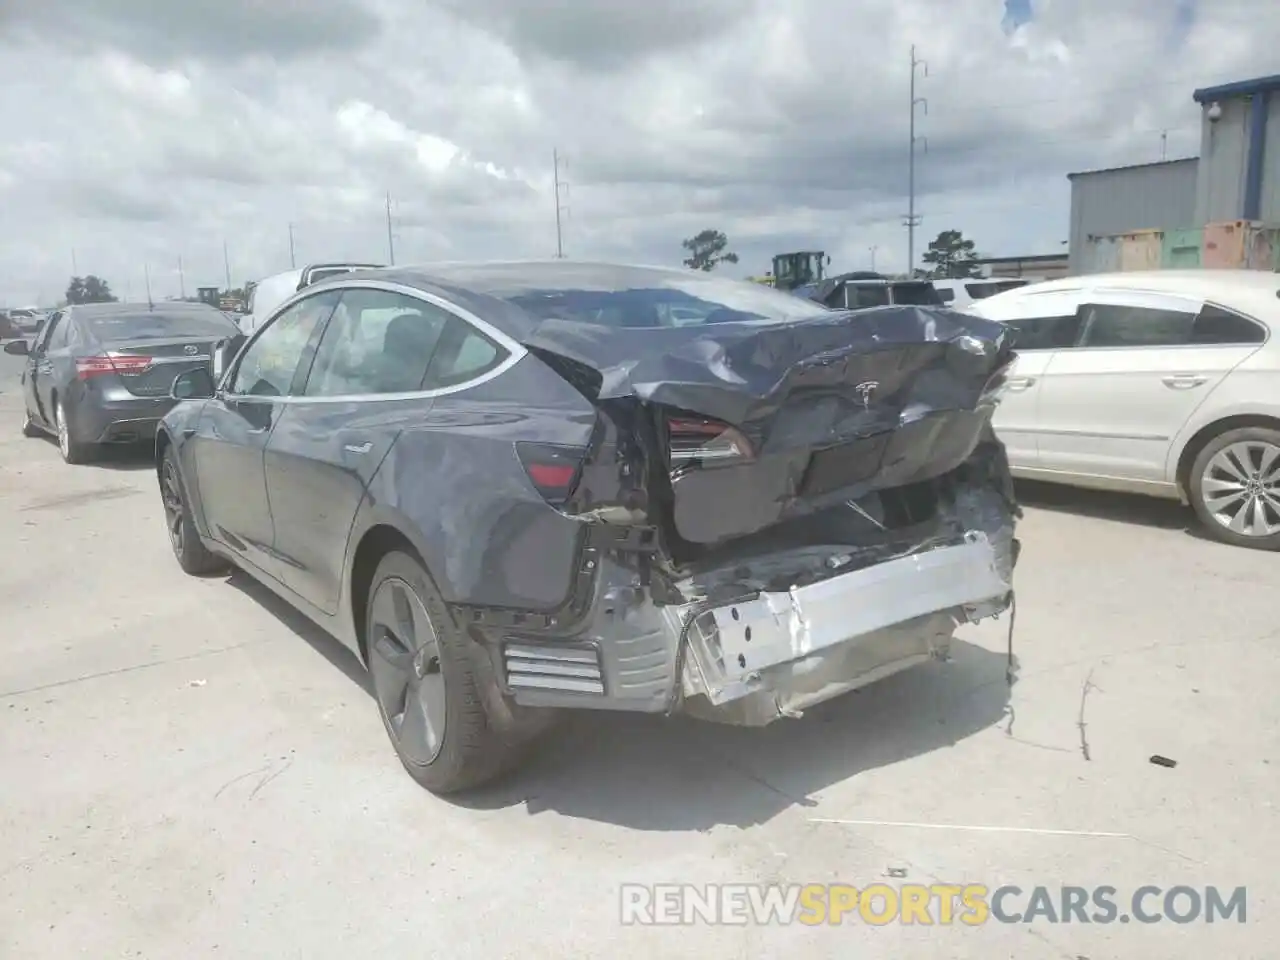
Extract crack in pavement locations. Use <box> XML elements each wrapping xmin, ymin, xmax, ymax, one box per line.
<box><xmin>0</xmin><ymin>638</ymin><xmax>266</xmax><ymax>699</ymax></box>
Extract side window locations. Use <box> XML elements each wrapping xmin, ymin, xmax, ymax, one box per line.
<box><xmin>847</xmin><ymin>285</ymin><xmax>890</xmax><ymax>309</ymax></box>
<box><xmin>1079</xmin><ymin>303</ymin><xmax>1197</xmax><ymax>347</ymax></box>
<box><xmin>422</xmin><ymin>316</ymin><xmax>508</xmax><ymax>390</ymax></box>
<box><xmin>36</xmin><ymin>313</ymin><xmax>63</xmax><ymax>351</ymax></box>
<box><xmin>229</xmin><ymin>292</ymin><xmax>339</xmax><ymax>397</ymax></box>
<box><xmin>47</xmin><ymin>315</ymin><xmax>70</xmax><ymax>349</ymax></box>
<box><xmin>1003</xmin><ymin>315</ymin><xmax>1082</xmax><ymax>350</ymax></box>
<box><xmin>302</xmin><ymin>289</ymin><xmax>449</xmax><ymax>397</ymax></box>
<box><xmin>1191</xmin><ymin>304</ymin><xmax>1266</xmax><ymax>345</ymax></box>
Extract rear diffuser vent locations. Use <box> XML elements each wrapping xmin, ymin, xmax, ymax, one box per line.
<box><xmin>503</xmin><ymin>640</ymin><xmax>605</xmax><ymax>695</ymax></box>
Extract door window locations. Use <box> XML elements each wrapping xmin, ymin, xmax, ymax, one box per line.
<box><xmin>422</xmin><ymin>316</ymin><xmax>508</xmax><ymax>389</ymax></box>
<box><xmin>302</xmin><ymin>289</ymin><xmax>450</xmax><ymax>397</ymax></box>
<box><xmin>1190</xmin><ymin>304</ymin><xmax>1266</xmax><ymax>345</ymax></box>
<box><xmin>229</xmin><ymin>291</ymin><xmax>339</xmax><ymax>397</ymax></box>
<box><xmin>846</xmin><ymin>285</ymin><xmax>890</xmax><ymax>309</ymax></box>
<box><xmin>1078</xmin><ymin>302</ymin><xmax>1199</xmax><ymax>347</ymax></box>
<box><xmin>1003</xmin><ymin>314</ymin><xmax>1081</xmax><ymax>350</ymax></box>
<box><xmin>47</xmin><ymin>316</ymin><xmax>70</xmax><ymax>349</ymax></box>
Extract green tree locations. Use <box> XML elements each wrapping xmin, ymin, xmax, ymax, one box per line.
<box><xmin>920</xmin><ymin>230</ymin><xmax>980</xmax><ymax>279</ymax></box>
<box><xmin>65</xmin><ymin>275</ymin><xmax>118</xmax><ymax>304</ymax></box>
<box><xmin>681</xmin><ymin>229</ymin><xmax>739</xmax><ymax>272</ymax></box>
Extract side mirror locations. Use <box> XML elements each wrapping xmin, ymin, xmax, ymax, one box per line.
<box><xmin>4</xmin><ymin>339</ymin><xmax>29</xmax><ymax>356</ymax></box>
<box><xmin>171</xmin><ymin>367</ymin><xmax>216</xmax><ymax>401</ymax></box>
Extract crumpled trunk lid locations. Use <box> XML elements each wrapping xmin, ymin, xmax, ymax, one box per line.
<box><xmin>523</xmin><ymin>305</ymin><xmax>1015</xmax><ymax>549</ymax></box>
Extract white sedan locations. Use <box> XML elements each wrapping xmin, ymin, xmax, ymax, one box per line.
<box><xmin>968</xmin><ymin>269</ymin><xmax>1280</xmax><ymax>550</ymax></box>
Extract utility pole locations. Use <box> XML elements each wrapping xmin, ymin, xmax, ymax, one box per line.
<box><xmin>223</xmin><ymin>240</ymin><xmax>232</xmax><ymax>290</ymax></box>
<box><xmin>177</xmin><ymin>255</ymin><xmax>186</xmax><ymax>300</ymax></box>
<box><xmin>144</xmin><ymin>263</ymin><xmax>153</xmax><ymax>306</ymax></box>
<box><xmin>288</xmin><ymin>223</ymin><xmax>296</xmax><ymax>268</ymax></box>
<box><xmin>903</xmin><ymin>45</ymin><xmax>928</xmax><ymax>277</ymax></box>
<box><xmin>869</xmin><ymin>245</ymin><xmax>879</xmax><ymax>272</ymax></box>
<box><xmin>1160</xmin><ymin>130</ymin><xmax>1168</xmax><ymax>161</ymax></box>
<box><xmin>385</xmin><ymin>192</ymin><xmax>396</xmax><ymax>265</ymax></box>
<box><xmin>71</xmin><ymin>248</ymin><xmax>78</xmax><ymax>275</ymax></box>
<box><xmin>553</xmin><ymin>149</ymin><xmax>568</xmax><ymax>258</ymax></box>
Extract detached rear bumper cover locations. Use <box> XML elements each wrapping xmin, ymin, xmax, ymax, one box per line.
<box><xmin>674</xmin><ymin>531</ymin><xmax>1009</xmax><ymax>724</ymax></box>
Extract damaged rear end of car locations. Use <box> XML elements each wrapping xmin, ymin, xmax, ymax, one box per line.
<box><xmin>470</xmin><ymin>302</ymin><xmax>1020</xmax><ymax>726</ymax></box>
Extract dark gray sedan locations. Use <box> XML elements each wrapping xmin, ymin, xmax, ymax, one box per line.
<box><xmin>5</xmin><ymin>301</ymin><xmax>241</xmax><ymax>463</ymax></box>
<box><xmin>154</xmin><ymin>262</ymin><xmax>1022</xmax><ymax>794</ymax></box>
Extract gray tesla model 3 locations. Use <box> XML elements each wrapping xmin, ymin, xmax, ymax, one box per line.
<box><xmin>154</xmin><ymin>261</ymin><xmax>1021</xmax><ymax>794</ymax></box>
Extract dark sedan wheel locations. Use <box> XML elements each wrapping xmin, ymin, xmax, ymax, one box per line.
<box><xmin>54</xmin><ymin>399</ymin><xmax>93</xmax><ymax>464</ymax></box>
<box><xmin>366</xmin><ymin>551</ymin><xmax>533</xmax><ymax>794</ymax></box>
<box><xmin>161</xmin><ymin>446</ymin><xmax>228</xmax><ymax>575</ymax></box>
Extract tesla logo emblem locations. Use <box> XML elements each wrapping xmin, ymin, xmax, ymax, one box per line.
<box><xmin>853</xmin><ymin>381</ymin><xmax>878</xmax><ymax>406</ymax></box>
<box><xmin>184</xmin><ymin>344</ymin><xmax>198</xmax><ymax>355</ymax></box>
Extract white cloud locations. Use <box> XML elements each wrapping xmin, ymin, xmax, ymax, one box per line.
<box><xmin>1</xmin><ymin>0</ymin><xmax>1278</xmax><ymax>305</ymax></box>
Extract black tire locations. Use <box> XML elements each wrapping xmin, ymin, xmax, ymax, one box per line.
<box><xmin>21</xmin><ymin>408</ymin><xmax>41</xmax><ymax>438</ymax></box>
<box><xmin>160</xmin><ymin>445</ymin><xmax>229</xmax><ymax>575</ymax></box>
<box><xmin>1188</xmin><ymin>425</ymin><xmax>1280</xmax><ymax>551</ymax></box>
<box><xmin>364</xmin><ymin>550</ymin><xmax>544</xmax><ymax>794</ymax></box>
<box><xmin>54</xmin><ymin>398</ymin><xmax>94</xmax><ymax>465</ymax></box>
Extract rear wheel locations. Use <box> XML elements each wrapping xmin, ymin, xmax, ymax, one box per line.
<box><xmin>1189</xmin><ymin>426</ymin><xmax>1280</xmax><ymax>551</ymax></box>
<box><xmin>54</xmin><ymin>399</ymin><xmax>93</xmax><ymax>464</ymax></box>
<box><xmin>365</xmin><ymin>551</ymin><xmax>535</xmax><ymax>794</ymax></box>
<box><xmin>160</xmin><ymin>445</ymin><xmax>229</xmax><ymax>575</ymax></box>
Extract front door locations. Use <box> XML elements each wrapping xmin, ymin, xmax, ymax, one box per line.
<box><xmin>978</xmin><ymin>289</ymin><xmax>1086</xmax><ymax>472</ymax></box>
<box><xmin>189</xmin><ymin>291</ymin><xmax>339</xmax><ymax>578</ymax></box>
<box><xmin>1035</xmin><ymin>292</ymin><xmax>1264</xmax><ymax>483</ymax></box>
<box><xmin>27</xmin><ymin>311</ymin><xmax>64</xmax><ymax>426</ymax></box>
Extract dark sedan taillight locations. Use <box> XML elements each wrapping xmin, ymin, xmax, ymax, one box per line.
<box><xmin>516</xmin><ymin>442</ymin><xmax>586</xmax><ymax>506</ymax></box>
<box><xmin>76</xmin><ymin>353</ymin><xmax>153</xmax><ymax>380</ymax></box>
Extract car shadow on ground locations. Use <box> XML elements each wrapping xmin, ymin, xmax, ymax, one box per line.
<box><xmin>221</xmin><ymin>564</ymin><xmax>1015</xmax><ymax>830</ymax></box>
<box><xmin>1015</xmin><ymin>478</ymin><xmax>1193</xmax><ymax>533</ymax></box>
<box><xmin>463</xmin><ymin>639</ymin><xmax>1016</xmax><ymax>831</ymax></box>
<box><xmin>85</xmin><ymin>443</ymin><xmax>157</xmax><ymax>472</ymax></box>
<box><xmin>223</xmin><ymin>569</ymin><xmax>373</xmax><ymax>696</ymax></box>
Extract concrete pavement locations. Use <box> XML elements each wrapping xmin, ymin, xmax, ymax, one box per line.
<box><xmin>1</xmin><ymin>348</ymin><xmax>1277</xmax><ymax>959</ymax></box>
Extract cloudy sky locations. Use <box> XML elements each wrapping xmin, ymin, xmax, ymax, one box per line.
<box><xmin>0</xmin><ymin>0</ymin><xmax>1277</xmax><ymax>306</ymax></box>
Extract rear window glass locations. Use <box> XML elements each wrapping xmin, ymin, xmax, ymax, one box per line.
<box><xmin>87</xmin><ymin>311</ymin><xmax>239</xmax><ymax>341</ymax></box>
<box><xmin>503</xmin><ymin>281</ymin><xmax>831</xmax><ymax>328</ymax></box>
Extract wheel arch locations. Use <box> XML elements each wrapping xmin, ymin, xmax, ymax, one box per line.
<box><xmin>1175</xmin><ymin>414</ymin><xmax>1280</xmax><ymax>497</ymax></box>
<box><xmin>346</xmin><ymin>520</ymin><xmax>434</xmax><ymax>667</ymax></box>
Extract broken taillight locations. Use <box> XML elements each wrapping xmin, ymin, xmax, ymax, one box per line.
<box><xmin>667</xmin><ymin>415</ymin><xmax>754</xmax><ymax>466</ymax></box>
<box><xmin>516</xmin><ymin>442</ymin><xmax>586</xmax><ymax>505</ymax></box>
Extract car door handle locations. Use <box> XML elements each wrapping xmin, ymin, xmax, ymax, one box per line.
<box><xmin>343</xmin><ymin>441</ymin><xmax>373</xmax><ymax>454</ymax></box>
<box><xmin>1005</xmin><ymin>376</ymin><xmax>1036</xmax><ymax>392</ymax></box>
<box><xmin>1162</xmin><ymin>374</ymin><xmax>1208</xmax><ymax>389</ymax></box>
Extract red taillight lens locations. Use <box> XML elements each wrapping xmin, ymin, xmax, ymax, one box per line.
<box><xmin>667</xmin><ymin>415</ymin><xmax>753</xmax><ymax>466</ymax></box>
<box><xmin>76</xmin><ymin>353</ymin><xmax>153</xmax><ymax>380</ymax></box>
<box><xmin>516</xmin><ymin>442</ymin><xmax>586</xmax><ymax>505</ymax></box>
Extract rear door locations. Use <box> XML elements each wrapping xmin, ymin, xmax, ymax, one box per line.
<box><xmin>33</xmin><ymin>311</ymin><xmax>73</xmax><ymax>422</ymax></box>
<box><xmin>972</xmin><ymin>289</ymin><xmax>1086</xmax><ymax>471</ymax></box>
<box><xmin>1034</xmin><ymin>290</ymin><xmax>1264</xmax><ymax>482</ymax></box>
<box><xmin>265</xmin><ymin>286</ymin><xmax>454</xmax><ymax>613</ymax></box>
<box><xmin>189</xmin><ymin>291</ymin><xmax>339</xmax><ymax>577</ymax></box>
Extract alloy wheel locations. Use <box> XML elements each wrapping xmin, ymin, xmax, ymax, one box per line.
<box><xmin>56</xmin><ymin>403</ymin><xmax>70</xmax><ymax>459</ymax></box>
<box><xmin>160</xmin><ymin>459</ymin><xmax>186</xmax><ymax>556</ymax></box>
<box><xmin>368</xmin><ymin>576</ymin><xmax>447</xmax><ymax>766</ymax></box>
<box><xmin>1199</xmin><ymin>439</ymin><xmax>1280</xmax><ymax>539</ymax></box>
